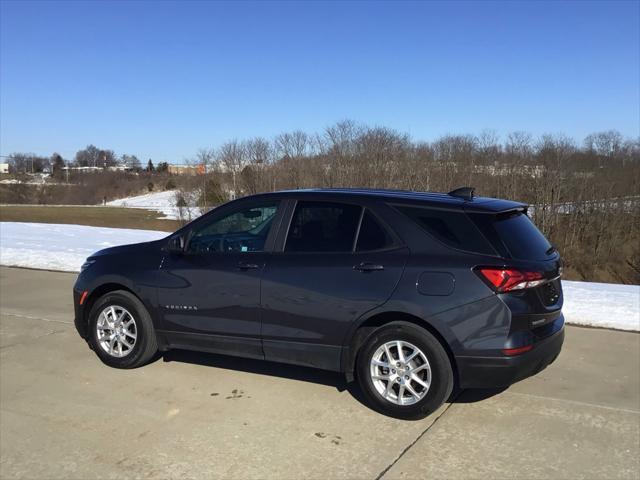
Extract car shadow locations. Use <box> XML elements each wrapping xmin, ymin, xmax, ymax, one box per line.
<box><xmin>162</xmin><ymin>349</ymin><xmax>507</xmax><ymax>409</ymax></box>
<box><xmin>162</xmin><ymin>349</ymin><xmax>350</xmax><ymax>390</ymax></box>
<box><xmin>449</xmin><ymin>386</ymin><xmax>507</xmax><ymax>403</ymax></box>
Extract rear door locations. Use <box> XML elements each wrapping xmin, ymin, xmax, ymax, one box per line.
<box><xmin>260</xmin><ymin>199</ymin><xmax>409</xmax><ymax>370</ymax></box>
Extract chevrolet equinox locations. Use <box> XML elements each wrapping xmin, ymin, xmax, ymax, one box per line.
<box><xmin>74</xmin><ymin>188</ymin><xmax>564</xmax><ymax>419</ymax></box>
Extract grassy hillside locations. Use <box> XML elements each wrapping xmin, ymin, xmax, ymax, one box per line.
<box><xmin>0</xmin><ymin>205</ymin><xmax>180</xmax><ymax>232</ymax></box>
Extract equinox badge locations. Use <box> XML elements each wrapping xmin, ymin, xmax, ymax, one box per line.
<box><xmin>164</xmin><ymin>305</ymin><xmax>198</xmax><ymax>311</ymax></box>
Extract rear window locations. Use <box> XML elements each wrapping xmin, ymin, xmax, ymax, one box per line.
<box><xmin>471</xmin><ymin>211</ymin><xmax>553</xmax><ymax>260</ymax></box>
<box><xmin>395</xmin><ymin>206</ymin><xmax>495</xmax><ymax>255</ymax></box>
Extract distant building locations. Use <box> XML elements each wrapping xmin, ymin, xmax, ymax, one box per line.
<box><xmin>0</xmin><ymin>163</ymin><xmax>8</xmax><ymax>174</ymax></box>
<box><xmin>168</xmin><ymin>164</ymin><xmax>201</xmax><ymax>175</ymax></box>
<box><xmin>62</xmin><ymin>165</ymin><xmax>132</xmax><ymax>173</ymax></box>
<box><xmin>62</xmin><ymin>166</ymin><xmax>103</xmax><ymax>173</ymax></box>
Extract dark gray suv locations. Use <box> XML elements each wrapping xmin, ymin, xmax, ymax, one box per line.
<box><xmin>73</xmin><ymin>188</ymin><xmax>564</xmax><ymax>419</ymax></box>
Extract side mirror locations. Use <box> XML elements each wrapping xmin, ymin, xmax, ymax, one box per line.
<box><xmin>165</xmin><ymin>235</ymin><xmax>185</xmax><ymax>254</ymax></box>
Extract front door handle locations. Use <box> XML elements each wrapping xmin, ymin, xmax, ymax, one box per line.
<box><xmin>237</xmin><ymin>262</ymin><xmax>260</xmax><ymax>270</ymax></box>
<box><xmin>354</xmin><ymin>262</ymin><xmax>384</xmax><ymax>272</ymax></box>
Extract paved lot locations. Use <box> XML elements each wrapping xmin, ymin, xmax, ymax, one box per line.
<box><xmin>0</xmin><ymin>266</ymin><xmax>638</xmax><ymax>479</ymax></box>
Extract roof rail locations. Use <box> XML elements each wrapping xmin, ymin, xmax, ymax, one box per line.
<box><xmin>448</xmin><ymin>186</ymin><xmax>475</xmax><ymax>201</ymax></box>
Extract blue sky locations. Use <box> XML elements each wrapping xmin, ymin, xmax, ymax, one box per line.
<box><xmin>1</xmin><ymin>0</ymin><xmax>638</xmax><ymax>163</ymax></box>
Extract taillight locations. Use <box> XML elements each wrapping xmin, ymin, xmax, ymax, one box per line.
<box><xmin>476</xmin><ymin>267</ymin><xmax>545</xmax><ymax>293</ymax></box>
<box><xmin>502</xmin><ymin>344</ymin><xmax>533</xmax><ymax>356</ymax></box>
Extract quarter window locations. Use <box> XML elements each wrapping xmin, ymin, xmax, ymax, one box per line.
<box><xmin>188</xmin><ymin>203</ymin><xmax>279</xmax><ymax>253</ymax></box>
<box><xmin>285</xmin><ymin>202</ymin><xmax>361</xmax><ymax>252</ymax></box>
<box><xmin>356</xmin><ymin>211</ymin><xmax>395</xmax><ymax>252</ymax></box>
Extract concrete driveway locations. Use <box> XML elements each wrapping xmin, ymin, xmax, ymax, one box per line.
<box><xmin>1</xmin><ymin>266</ymin><xmax>638</xmax><ymax>479</ymax></box>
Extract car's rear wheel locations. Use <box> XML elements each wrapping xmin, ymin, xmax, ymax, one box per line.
<box><xmin>356</xmin><ymin>321</ymin><xmax>453</xmax><ymax>419</ymax></box>
<box><xmin>87</xmin><ymin>290</ymin><xmax>158</xmax><ymax>368</ymax></box>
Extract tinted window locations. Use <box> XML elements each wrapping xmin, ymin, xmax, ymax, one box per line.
<box><xmin>356</xmin><ymin>211</ymin><xmax>395</xmax><ymax>251</ymax></box>
<box><xmin>188</xmin><ymin>203</ymin><xmax>278</xmax><ymax>253</ymax></box>
<box><xmin>396</xmin><ymin>206</ymin><xmax>494</xmax><ymax>255</ymax></box>
<box><xmin>474</xmin><ymin>211</ymin><xmax>553</xmax><ymax>260</ymax></box>
<box><xmin>286</xmin><ymin>202</ymin><xmax>361</xmax><ymax>252</ymax></box>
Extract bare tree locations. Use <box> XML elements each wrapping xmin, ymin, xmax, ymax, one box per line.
<box><xmin>217</xmin><ymin>141</ymin><xmax>246</xmax><ymax>199</ymax></box>
<box><xmin>195</xmin><ymin>148</ymin><xmax>215</xmax><ymax>210</ymax></box>
<box><xmin>75</xmin><ymin>145</ymin><xmax>118</xmax><ymax>168</ymax></box>
<box><xmin>275</xmin><ymin>130</ymin><xmax>311</xmax><ymax>159</ymax></box>
<box><xmin>7</xmin><ymin>153</ymin><xmax>49</xmax><ymax>173</ymax></box>
<box><xmin>584</xmin><ymin>130</ymin><xmax>624</xmax><ymax>168</ymax></box>
<box><xmin>245</xmin><ymin>137</ymin><xmax>272</xmax><ymax>165</ymax></box>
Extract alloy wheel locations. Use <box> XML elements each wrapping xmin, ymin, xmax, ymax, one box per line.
<box><xmin>369</xmin><ymin>340</ymin><xmax>432</xmax><ymax>405</ymax></box>
<box><xmin>96</xmin><ymin>305</ymin><xmax>137</xmax><ymax>358</ymax></box>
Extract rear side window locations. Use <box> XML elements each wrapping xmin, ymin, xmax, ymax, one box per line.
<box><xmin>472</xmin><ymin>211</ymin><xmax>553</xmax><ymax>260</ymax></box>
<box><xmin>395</xmin><ymin>205</ymin><xmax>495</xmax><ymax>255</ymax></box>
<box><xmin>286</xmin><ymin>201</ymin><xmax>361</xmax><ymax>252</ymax></box>
<box><xmin>356</xmin><ymin>211</ymin><xmax>395</xmax><ymax>252</ymax></box>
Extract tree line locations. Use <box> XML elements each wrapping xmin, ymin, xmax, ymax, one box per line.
<box><xmin>3</xmin><ymin>145</ymin><xmax>169</xmax><ymax>177</ymax></box>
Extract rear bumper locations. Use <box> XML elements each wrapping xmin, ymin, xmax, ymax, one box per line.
<box><xmin>456</xmin><ymin>325</ymin><xmax>564</xmax><ymax>389</ymax></box>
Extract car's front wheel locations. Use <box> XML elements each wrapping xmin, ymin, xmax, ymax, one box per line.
<box><xmin>87</xmin><ymin>290</ymin><xmax>158</xmax><ymax>368</ymax></box>
<box><xmin>356</xmin><ymin>321</ymin><xmax>454</xmax><ymax>419</ymax></box>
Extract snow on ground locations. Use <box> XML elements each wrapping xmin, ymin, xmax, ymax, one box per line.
<box><xmin>0</xmin><ymin>221</ymin><xmax>638</xmax><ymax>331</ymax></box>
<box><xmin>561</xmin><ymin>280</ymin><xmax>639</xmax><ymax>331</ymax></box>
<box><xmin>106</xmin><ymin>190</ymin><xmax>200</xmax><ymax>221</ymax></box>
<box><xmin>0</xmin><ymin>222</ymin><xmax>166</xmax><ymax>272</ymax></box>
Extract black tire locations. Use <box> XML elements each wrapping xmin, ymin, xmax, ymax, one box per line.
<box><xmin>356</xmin><ymin>321</ymin><xmax>453</xmax><ymax>420</ymax></box>
<box><xmin>87</xmin><ymin>290</ymin><xmax>158</xmax><ymax>368</ymax></box>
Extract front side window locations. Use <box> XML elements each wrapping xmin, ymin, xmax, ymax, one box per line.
<box><xmin>188</xmin><ymin>203</ymin><xmax>279</xmax><ymax>253</ymax></box>
<box><xmin>285</xmin><ymin>201</ymin><xmax>361</xmax><ymax>252</ymax></box>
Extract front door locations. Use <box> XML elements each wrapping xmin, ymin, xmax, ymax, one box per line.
<box><xmin>260</xmin><ymin>201</ymin><xmax>409</xmax><ymax>370</ymax></box>
<box><xmin>157</xmin><ymin>200</ymin><xmax>281</xmax><ymax>359</ymax></box>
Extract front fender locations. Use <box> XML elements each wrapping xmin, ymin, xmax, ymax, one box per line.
<box><xmin>73</xmin><ymin>253</ymin><xmax>164</xmax><ymax>338</ymax></box>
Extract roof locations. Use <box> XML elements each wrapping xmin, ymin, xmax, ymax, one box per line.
<box><xmin>266</xmin><ymin>188</ymin><xmax>527</xmax><ymax>213</ymax></box>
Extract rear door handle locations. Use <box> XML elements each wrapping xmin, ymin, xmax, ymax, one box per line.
<box><xmin>237</xmin><ymin>262</ymin><xmax>260</xmax><ymax>270</ymax></box>
<box><xmin>353</xmin><ymin>262</ymin><xmax>384</xmax><ymax>272</ymax></box>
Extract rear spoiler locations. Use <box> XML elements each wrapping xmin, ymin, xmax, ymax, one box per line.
<box><xmin>462</xmin><ymin>200</ymin><xmax>529</xmax><ymax>214</ymax></box>
<box><xmin>448</xmin><ymin>187</ymin><xmax>529</xmax><ymax>214</ymax></box>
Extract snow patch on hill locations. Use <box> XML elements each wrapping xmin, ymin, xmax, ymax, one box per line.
<box><xmin>106</xmin><ymin>190</ymin><xmax>200</xmax><ymax>220</ymax></box>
